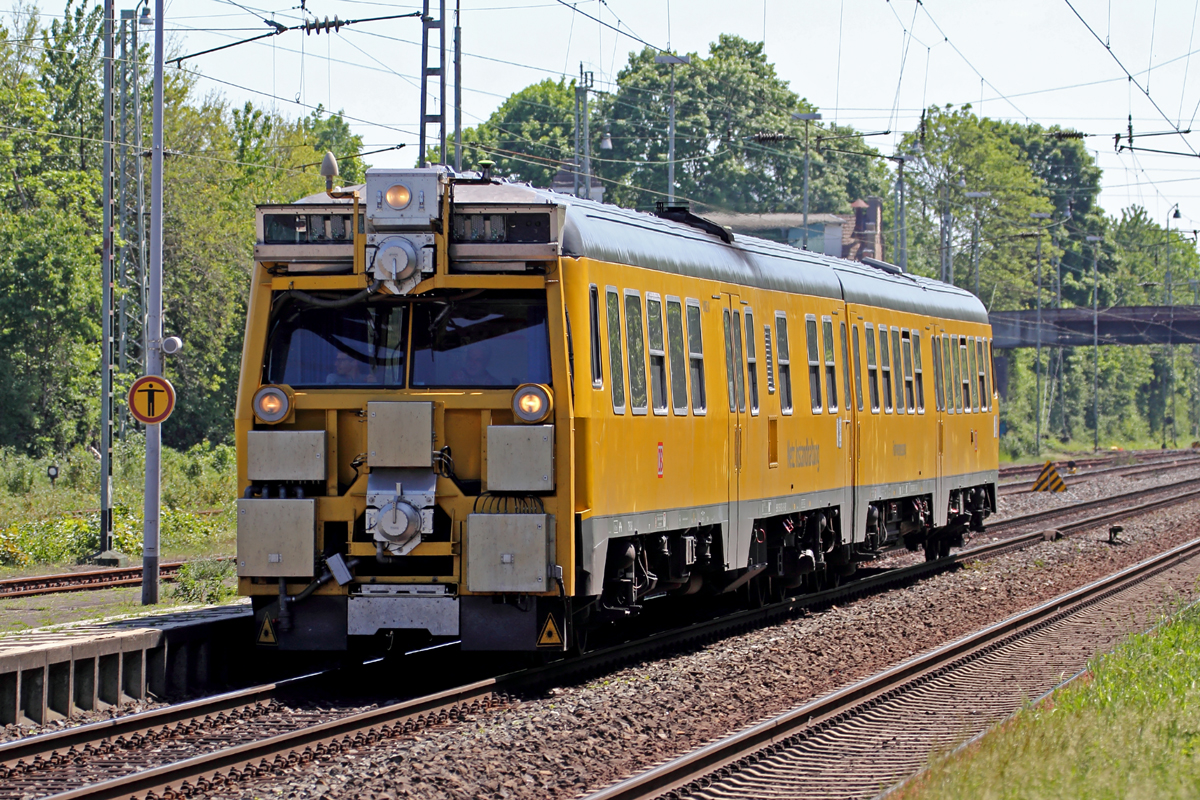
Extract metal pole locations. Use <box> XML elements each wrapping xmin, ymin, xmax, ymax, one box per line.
<box><xmin>802</xmin><ymin>119</ymin><xmax>810</xmax><ymax>249</ymax></box>
<box><xmin>100</xmin><ymin>0</ymin><xmax>115</xmax><ymax>558</ymax></box>
<box><xmin>898</xmin><ymin>158</ymin><xmax>907</xmax><ymax>272</ymax></box>
<box><xmin>453</xmin><ymin>0</ymin><xmax>461</xmax><ymax>172</ymax></box>
<box><xmin>1035</xmin><ymin>234</ymin><xmax>1042</xmax><ymax>458</ymax></box>
<box><xmin>582</xmin><ymin>72</ymin><xmax>591</xmax><ymax>200</ymax></box>
<box><xmin>971</xmin><ymin>214</ymin><xmax>981</xmax><ymax>298</ymax></box>
<box><xmin>143</xmin><ymin>0</ymin><xmax>165</xmax><ymax>605</ymax></box>
<box><xmin>438</xmin><ymin>0</ymin><xmax>446</xmax><ymax>165</ymax></box>
<box><xmin>572</xmin><ymin>75</ymin><xmax>580</xmax><ymax>198</ymax></box>
<box><xmin>418</xmin><ymin>0</ymin><xmax>429</xmax><ymax>163</ymax></box>
<box><xmin>1088</xmin><ymin>235</ymin><xmax>1102</xmax><ymax>452</ymax></box>
<box><xmin>668</xmin><ymin>63</ymin><xmax>676</xmax><ymax>205</ymax></box>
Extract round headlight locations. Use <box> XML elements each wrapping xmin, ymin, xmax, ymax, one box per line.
<box><xmin>385</xmin><ymin>184</ymin><xmax>412</xmax><ymax>210</ymax></box>
<box><xmin>254</xmin><ymin>386</ymin><xmax>290</xmax><ymax>423</ymax></box>
<box><xmin>512</xmin><ymin>384</ymin><xmax>553</xmax><ymax>423</ymax></box>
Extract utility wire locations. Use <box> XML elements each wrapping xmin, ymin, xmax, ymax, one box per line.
<box><xmin>1062</xmin><ymin>0</ymin><xmax>1199</xmax><ymax>156</ymax></box>
<box><xmin>551</xmin><ymin>0</ymin><xmax>664</xmax><ymax>52</ymax></box>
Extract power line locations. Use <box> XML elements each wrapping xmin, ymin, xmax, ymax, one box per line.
<box><xmin>551</xmin><ymin>0</ymin><xmax>664</xmax><ymax>53</ymax></box>
<box><xmin>1062</xmin><ymin>0</ymin><xmax>1199</xmax><ymax>157</ymax></box>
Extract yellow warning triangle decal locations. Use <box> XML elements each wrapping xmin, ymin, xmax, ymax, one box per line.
<box><xmin>258</xmin><ymin>615</ymin><xmax>278</xmax><ymax>646</ymax></box>
<box><xmin>536</xmin><ymin>614</ymin><xmax>563</xmax><ymax>648</ymax></box>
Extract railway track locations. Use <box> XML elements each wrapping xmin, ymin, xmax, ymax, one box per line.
<box><xmin>997</xmin><ymin>455</ymin><xmax>1200</xmax><ymax>495</ymax></box>
<box><xmin>0</xmin><ymin>562</ymin><xmax>200</xmax><ymax>599</ymax></box>
<box><xmin>997</xmin><ymin>449</ymin><xmax>1197</xmax><ymax>481</ymax></box>
<box><xmin>581</xmin><ymin>536</ymin><xmax>1200</xmax><ymax>800</ymax></box>
<box><xmin>14</xmin><ymin>478</ymin><xmax>1200</xmax><ymax>800</ymax></box>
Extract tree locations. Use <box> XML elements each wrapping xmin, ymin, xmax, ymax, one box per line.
<box><xmin>455</xmin><ymin>78</ymin><xmax>576</xmax><ymax>188</ymax></box>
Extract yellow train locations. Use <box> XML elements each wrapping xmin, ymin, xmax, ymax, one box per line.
<box><xmin>236</xmin><ymin>165</ymin><xmax>998</xmax><ymax>651</ymax></box>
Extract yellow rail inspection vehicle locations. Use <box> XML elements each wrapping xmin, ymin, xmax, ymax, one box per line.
<box><xmin>236</xmin><ymin>164</ymin><xmax>998</xmax><ymax>651</ymax></box>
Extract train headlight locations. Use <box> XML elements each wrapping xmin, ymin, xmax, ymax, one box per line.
<box><xmin>512</xmin><ymin>384</ymin><xmax>553</xmax><ymax>423</ymax></box>
<box><xmin>385</xmin><ymin>184</ymin><xmax>412</xmax><ymax>210</ymax></box>
<box><xmin>254</xmin><ymin>385</ymin><xmax>290</xmax><ymax>424</ymax></box>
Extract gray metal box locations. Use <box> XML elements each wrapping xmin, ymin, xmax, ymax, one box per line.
<box><xmin>246</xmin><ymin>430</ymin><xmax>326</xmax><ymax>481</ymax></box>
<box><xmin>486</xmin><ymin>425</ymin><xmax>555</xmax><ymax>492</ymax></box>
<box><xmin>236</xmin><ymin>499</ymin><xmax>316</xmax><ymax>578</ymax></box>
<box><xmin>367</xmin><ymin>401</ymin><xmax>433</xmax><ymax>467</ymax></box>
<box><xmin>466</xmin><ymin>514</ymin><xmax>554</xmax><ymax>593</ymax></box>
<box><xmin>365</xmin><ymin>168</ymin><xmax>443</xmax><ymax>229</ymax></box>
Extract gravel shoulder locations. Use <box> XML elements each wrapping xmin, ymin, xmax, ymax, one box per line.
<box><xmin>227</xmin><ymin>497</ymin><xmax>1200</xmax><ymax>800</ymax></box>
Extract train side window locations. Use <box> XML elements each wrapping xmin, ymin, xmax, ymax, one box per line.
<box><xmin>932</xmin><ymin>335</ymin><xmax>944</xmax><ymax>412</ymax></box>
<box><xmin>879</xmin><ymin>325</ymin><xmax>893</xmax><ymax>413</ymax></box>
<box><xmin>852</xmin><ymin>324</ymin><xmax>864</xmax><ymax>412</ymax></box>
<box><xmin>805</xmin><ymin>315</ymin><xmax>822</xmax><ymax>413</ymax></box>
<box><xmin>625</xmin><ymin>290</ymin><xmax>648</xmax><ymax>415</ymax></box>
<box><xmin>732</xmin><ymin>311</ymin><xmax>746</xmax><ymax>413</ymax></box>
<box><xmin>986</xmin><ymin>339</ymin><xmax>995</xmax><ymax>402</ymax></box>
<box><xmin>745</xmin><ymin>310</ymin><xmax>760</xmax><ymax>415</ymax></box>
<box><xmin>646</xmin><ymin>294</ymin><xmax>668</xmax><ymax>416</ymax></box>
<box><xmin>686</xmin><ymin>300</ymin><xmax>707</xmax><ymax>414</ymax></box>
<box><xmin>943</xmin><ymin>334</ymin><xmax>957</xmax><ymax>413</ymax></box>
<box><xmin>968</xmin><ymin>336</ymin><xmax>980</xmax><ymax>413</ymax></box>
<box><xmin>605</xmin><ymin>287</ymin><xmax>626</xmax><ymax>414</ymax></box>
<box><xmin>822</xmin><ymin>317</ymin><xmax>838</xmax><ymax>412</ymax></box>
<box><xmin>589</xmin><ymin>285</ymin><xmax>603</xmax><ymax>389</ymax></box>
<box><xmin>722</xmin><ymin>310</ymin><xmax>737</xmax><ymax>413</ymax></box>
<box><xmin>976</xmin><ymin>338</ymin><xmax>988</xmax><ymax>411</ymax></box>
<box><xmin>948</xmin><ymin>334</ymin><xmax>961</xmax><ymax>412</ymax></box>
<box><xmin>865</xmin><ymin>324</ymin><xmax>880</xmax><ymax>413</ymax></box>
<box><xmin>901</xmin><ymin>330</ymin><xmax>915</xmax><ymax>413</ymax></box>
<box><xmin>959</xmin><ymin>336</ymin><xmax>971</xmax><ymax>412</ymax></box>
<box><xmin>776</xmin><ymin>312</ymin><xmax>793</xmax><ymax>415</ymax></box>
<box><xmin>913</xmin><ymin>331</ymin><xmax>925</xmax><ymax>413</ymax></box>
<box><xmin>891</xmin><ymin>328</ymin><xmax>905</xmax><ymax>414</ymax></box>
<box><xmin>666</xmin><ymin>297</ymin><xmax>689</xmax><ymax>415</ymax></box>
<box><xmin>763</xmin><ymin>324</ymin><xmax>776</xmax><ymax>394</ymax></box>
<box><xmin>839</xmin><ymin>322</ymin><xmax>851</xmax><ymax>414</ymax></box>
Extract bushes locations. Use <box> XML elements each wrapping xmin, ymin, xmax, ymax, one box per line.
<box><xmin>169</xmin><ymin>558</ymin><xmax>237</xmax><ymax>605</ymax></box>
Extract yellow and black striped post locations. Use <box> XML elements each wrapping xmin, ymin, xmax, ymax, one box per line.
<box><xmin>1031</xmin><ymin>461</ymin><xmax>1067</xmax><ymax>492</ymax></box>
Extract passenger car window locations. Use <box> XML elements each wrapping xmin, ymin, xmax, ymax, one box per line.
<box><xmin>879</xmin><ymin>325</ymin><xmax>893</xmax><ymax>413</ymax></box>
<box><xmin>865</xmin><ymin>324</ymin><xmax>880</xmax><ymax>413</ymax></box>
<box><xmin>776</xmin><ymin>313</ymin><xmax>793</xmax><ymax>414</ymax></box>
<box><xmin>625</xmin><ymin>291</ymin><xmax>648</xmax><ymax>414</ymax></box>
<box><xmin>606</xmin><ymin>288</ymin><xmax>625</xmax><ymax>414</ymax></box>
<box><xmin>589</xmin><ymin>285</ymin><xmax>602</xmax><ymax>389</ymax></box>
<box><xmin>745</xmin><ymin>310</ymin><xmax>760</xmax><ymax>415</ymax></box>
<box><xmin>686</xmin><ymin>300</ymin><xmax>706</xmax><ymax>414</ymax></box>
<box><xmin>976</xmin><ymin>338</ymin><xmax>988</xmax><ymax>411</ymax></box>
<box><xmin>891</xmin><ymin>328</ymin><xmax>905</xmax><ymax>414</ymax></box>
<box><xmin>806</xmin><ymin>315</ymin><xmax>822</xmax><ymax>413</ymax></box>
<box><xmin>823</xmin><ymin>317</ymin><xmax>838</xmax><ymax>413</ymax></box>
<box><xmin>646</xmin><ymin>294</ymin><xmax>667</xmax><ymax>415</ymax></box>
<box><xmin>901</xmin><ymin>330</ymin><xmax>915</xmax><ymax>413</ymax></box>
<box><xmin>852</xmin><ymin>324</ymin><xmax>864</xmax><ymax>412</ymax></box>
<box><xmin>960</xmin><ymin>336</ymin><xmax>972</xmax><ymax>412</ymax></box>
<box><xmin>840</xmin><ymin>322</ymin><xmax>851</xmax><ymax>414</ymax></box>
<box><xmin>666</xmin><ymin>298</ymin><xmax>688</xmax><ymax>415</ymax></box>
<box><xmin>722</xmin><ymin>310</ymin><xmax>737</xmax><ymax>413</ymax></box>
<box><xmin>732</xmin><ymin>310</ymin><xmax>746</xmax><ymax>413</ymax></box>
<box><xmin>913</xmin><ymin>331</ymin><xmax>925</xmax><ymax>413</ymax></box>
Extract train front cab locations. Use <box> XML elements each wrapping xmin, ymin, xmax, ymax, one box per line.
<box><xmin>236</xmin><ymin>170</ymin><xmax>578</xmax><ymax>653</ymax></box>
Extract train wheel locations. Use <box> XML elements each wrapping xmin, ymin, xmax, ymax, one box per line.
<box><xmin>938</xmin><ymin>537</ymin><xmax>953</xmax><ymax>559</ymax></box>
<box><xmin>745</xmin><ymin>575</ymin><xmax>769</xmax><ymax>608</ymax></box>
<box><xmin>923</xmin><ymin>537</ymin><xmax>939</xmax><ymax>562</ymax></box>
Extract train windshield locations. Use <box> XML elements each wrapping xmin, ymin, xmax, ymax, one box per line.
<box><xmin>411</xmin><ymin>291</ymin><xmax>551</xmax><ymax>388</ymax></box>
<box><xmin>264</xmin><ymin>302</ymin><xmax>407</xmax><ymax>388</ymax></box>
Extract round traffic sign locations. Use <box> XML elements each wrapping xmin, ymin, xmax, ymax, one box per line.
<box><xmin>128</xmin><ymin>376</ymin><xmax>176</xmax><ymax>425</ymax></box>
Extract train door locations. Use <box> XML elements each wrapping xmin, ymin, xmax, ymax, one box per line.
<box><xmin>722</xmin><ymin>293</ymin><xmax>749</xmax><ymax>565</ymax></box>
<box><xmin>932</xmin><ymin>324</ymin><xmax>948</xmax><ymax>526</ymax></box>
<box><xmin>837</xmin><ymin>314</ymin><xmax>855</xmax><ymax>542</ymax></box>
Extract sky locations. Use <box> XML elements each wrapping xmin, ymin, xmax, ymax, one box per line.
<box><xmin>19</xmin><ymin>0</ymin><xmax>1200</xmax><ymax>239</ymax></box>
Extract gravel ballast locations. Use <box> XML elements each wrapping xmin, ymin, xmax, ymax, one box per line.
<box><xmin>226</xmin><ymin>495</ymin><xmax>1200</xmax><ymax>800</ymax></box>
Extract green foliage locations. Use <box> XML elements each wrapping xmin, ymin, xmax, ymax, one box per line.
<box><xmin>456</xmin><ymin>78</ymin><xmax>575</xmax><ymax>189</ymax></box>
<box><xmin>904</xmin><ymin>604</ymin><xmax>1200</xmax><ymax>798</ymax></box>
<box><xmin>169</xmin><ymin>558</ymin><xmax>236</xmax><ymax>605</ymax></box>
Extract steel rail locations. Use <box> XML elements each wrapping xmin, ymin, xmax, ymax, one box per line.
<box><xmin>579</xmin><ymin>536</ymin><xmax>1200</xmax><ymax>800</ymax></box>
<box><xmin>38</xmin><ymin>483</ymin><xmax>1200</xmax><ymax>800</ymax></box>
<box><xmin>0</xmin><ymin>560</ymin><xmax>235</xmax><ymax>598</ymax></box>
<box><xmin>988</xmin><ymin>475</ymin><xmax>1200</xmax><ymax>535</ymax></box>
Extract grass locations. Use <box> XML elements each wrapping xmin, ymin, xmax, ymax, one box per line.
<box><xmin>0</xmin><ymin>436</ymin><xmax>237</xmax><ymax>571</ymax></box>
<box><xmin>899</xmin><ymin>601</ymin><xmax>1200</xmax><ymax>799</ymax></box>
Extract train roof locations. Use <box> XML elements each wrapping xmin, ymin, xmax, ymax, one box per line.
<box><xmin>453</xmin><ymin>182</ymin><xmax>989</xmax><ymax>326</ymax></box>
<box><xmin>296</xmin><ymin>179</ymin><xmax>989</xmax><ymax>326</ymax></box>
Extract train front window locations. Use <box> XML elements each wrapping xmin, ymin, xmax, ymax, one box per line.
<box><xmin>411</xmin><ymin>292</ymin><xmax>551</xmax><ymax>388</ymax></box>
<box><xmin>265</xmin><ymin>302</ymin><xmax>406</xmax><ymax>388</ymax></box>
